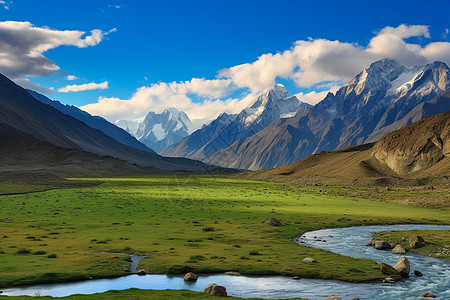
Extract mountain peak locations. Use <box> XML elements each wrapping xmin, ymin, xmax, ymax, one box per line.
<box><xmin>135</xmin><ymin>108</ymin><xmax>193</xmax><ymax>153</ymax></box>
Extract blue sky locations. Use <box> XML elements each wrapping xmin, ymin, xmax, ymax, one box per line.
<box><xmin>1</xmin><ymin>0</ymin><xmax>449</xmax><ymax>126</ymax></box>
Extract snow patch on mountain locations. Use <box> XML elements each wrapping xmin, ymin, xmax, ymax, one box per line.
<box><xmin>150</xmin><ymin>123</ymin><xmax>166</xmax><ymax>141</ymax></box>
<box><xmin>386</xmin><ymin>70</ymin><xmax>419</xmax><ymax>96</ymax></box>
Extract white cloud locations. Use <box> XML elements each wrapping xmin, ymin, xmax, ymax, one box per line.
<box><xmin>81</xmin><ymin>78</ymin><xmax>249</xmax><ymax>127</ymax></box>
<box><xmin>0</xmin><ymin>0</ymin><xmax>11</xmax><ymax>10</ymax></box>
<box><xmin>66</xmin><ymin>75</ymin><xmax>78</xmax><ymax>81</ymax></box>
<box><xmin>82</xmin><ymin>24</ymin><xmax>450</xmax><ymax>127</ymax></box>
<box><xmin>219</xmin><ymin>24</ymin><xmax>450</xmax><ymax>90</ymax></box>
<box><xmin>294</xmin><ymin>86</ymin><xmax>341</xmax><ymax>106</ymax></box>
<box><xmin>0</xmin><ymin>21</ymin><xmax>115</xmax><ymax>93</ymax></box>
<box><xmin>58</xmin><ymin>81</ymin><xmax>109</xmax><ymax>93</ymax></box>
<box><xmin>0</xmin><ymin>21</ymin><xmax>115</xmax><ymax>78</ymax></box>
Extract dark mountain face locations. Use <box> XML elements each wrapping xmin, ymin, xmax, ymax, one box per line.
<box><xmin>163</xmin><ymin>85</ymin><xmax>310</xmax><ymax>160</ymax></box>
<box><xmin>205</xmin><ymin>59</ymin><xmax>450</xmax><ymax>170</ymax></box>
<box><xmin>27</xmin><ymin>89</ymin><xmax>155</xmax><ymax>153</ymax></box>
<box><xmin>0</xmin><ymin>73</ymin><xmax>212</xmax><ymax>171</ymax></box>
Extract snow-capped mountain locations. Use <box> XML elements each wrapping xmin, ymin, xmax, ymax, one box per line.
<box><xmin>204</xmin><ymin>59</ymin><xmax>450</xmax><ymax>170</ymax></box>
<box><xmin>163</xmin><ymin>85</ymin><xmax>310</xmax><ymax>160</ymax></box>
<box><xmin>134</xmin><ymin>107</ymin><xmax>193</xmax><ymax>153</ymax></box>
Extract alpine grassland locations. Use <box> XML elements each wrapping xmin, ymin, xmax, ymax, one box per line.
<box><xmin>0</xmin><ymin>175</ymin><xmax>449</xmax><ymax>291</ymax></box>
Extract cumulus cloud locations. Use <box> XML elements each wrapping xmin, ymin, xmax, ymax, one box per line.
<box><xmin>58</xmin><ymin>81</ymin><xmax>109</xmax><ymax>93</ymax></box>
<box><xmin>0</xmin><ymin>21</ymin><xmax>115</xmax><ymax>78</ymax></box>
<box><xmin>81</xmin><ymin>78</ymin><xmax>249</xmax><ymax>127</ymax></box>
<box><xmin>219</xmin><ymin>24</ymin><xmax>450</xmax><ymax>90</ymax></box>
<box><xmin>0</xmin><ymin>0</ymin><xmax>11</xmax><ymax>10</ymax></box>
<box><xmin>294</xmin><ymin>86</ymin><xmax>341</xmax><ymax>106</ymax></box>
<box><xmin>0</xmin><ymin>21</ymin><xmax>115</xmax><ymax>93</ymax></box>
<box><xmin>82</xmin><ymin>24</ymin><xmax>450</xmax><ymax>127</ymax></box>
<box><xmin>66</xmin><ymin>75</ymin><xmax>78</xmax><ymax>81</ymax></box>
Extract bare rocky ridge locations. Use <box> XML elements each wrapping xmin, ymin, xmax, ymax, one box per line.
<box><xmin>163</xmin><ymin>85</ymin><xmax>310</xmax><ymax>160</ymax></box>
<box><xmin>237</xmin><ymin>111</ymin><xmax>449</xmax><ymax>183</ymax></box>
<box><xmin>372</xmin><ymin>111</ymin><xmax>449</xmax><ymax>175</ymax></box>
<box><xmin>206</xmin><ymin>60</ymin><xmax>450</xmax><ymax>170</ymax></box>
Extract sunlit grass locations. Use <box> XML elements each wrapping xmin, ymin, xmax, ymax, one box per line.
<box><xmin>0</xmin><ymin>175</ymin><xmax>448</xmax><ymax>288</ymax></box>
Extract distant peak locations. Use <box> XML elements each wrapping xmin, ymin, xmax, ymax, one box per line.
<box><xmin>367</xmin><ymin>58</ymin><xmax>402</xmax><ymax>72</ymax></box>
<box><xmin>163</xmin><ymin>107</ymin><xmax>180</xmax><ymax>114</ymax></box>
<box><xmin>427</xmin><ymin>61</ymin><xmax>450</xmax><ymax>70</ymax></box>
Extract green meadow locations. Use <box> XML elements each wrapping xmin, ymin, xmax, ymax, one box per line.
<box><xmin>0</xmin><ymin>175</ymin><xmax>449</xmax><ymax>290</ymax></box>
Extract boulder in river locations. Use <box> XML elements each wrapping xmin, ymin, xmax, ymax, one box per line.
<box><xmin>409</xmin><ymin>236</ymin><xmax>425</xmax><ymax>248</ymax></box>
<box><xmin>303</xmin><ymin>257</ymin><xmax>317</xmax><ymax>263</ymax></box>
<box><xmin>184</xmin><ymin>272</ymin><xmax>198</xmax><ymax>281</ymax></box>
<box><xmin>414</xmin><ymin>270</ymin><xmax>423</xmax><ymax>276</ymax></box>
<box><xmin>392</xmin><ymin>244</ymin><xmax>406</xmax><ymax>254</ymax></box>
<box><xmin>224</xmin><ymin>271</ymin><xmax>240</xmax><ymax>275</ymax></box>
<box><xmin>349</xmin><ymin>298</ymin><xmax>360</xmax><ymax>300</ymax></box>
<box><xmin>393</xmin><ymin>256</ymin><xmax>410</xmax><ymax>277</ymax></box>
<box><xmin>374</xmin><ymin>240</ymin><xmax>391</xmax><ymax>250</ymax></box>
<box><xmin>383</xmin><ymin>277</ymin><xmax>395</xmax><ymax>283</ymax></box>
<box><xmin>264</xmin><ymin>218</ymin><xmax>282</xmax><ymax>226</ymax></box>
<box><xmin>137</xmin><ymin>269</ymin><xmax>146</xmax><ymax>275</ymax></box>
<box><xmin>292</xmin><ymin>276</ymin><xmax>301</xmax><ymax>280</ymax></box>
<box><xmin>324</xmin><ymin>296</ymin><xmax>342</xmax><ymax>300</ymax></box>
<box><xmin>419</xmin><ymin>291</ymin><xmax>436</xmax><ymax>298</ymax></box>
<box><xmin>203</xmin><ymin>283</ymin><xmax>227</xmax><ymax>297</ymax></box>
<box><xmin>380</xmin><ymin>263</ymin><xmax>399</xmax><ymax>275</ymax></box>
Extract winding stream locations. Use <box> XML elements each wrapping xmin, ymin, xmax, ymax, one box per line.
<box><xmin>1</xmin><ymin>224</ymin><xmax>449</xmax><ymax>299</ymax></box>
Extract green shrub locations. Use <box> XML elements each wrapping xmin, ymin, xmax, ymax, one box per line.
<box><xmin>16</xmin><ymin>249</ymin><xmax>31</xmax><ymax>254</ymax></box>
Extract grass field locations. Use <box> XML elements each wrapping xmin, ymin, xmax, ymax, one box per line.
<box><xmin>0</xmin><ymin>175</ymin><xmax>448</xmax><ymax>290</ymax></box>
<box><xmin>374</xmin><ymin>230</ymin><xmax>450</xmax><ymax>260</ymax></box>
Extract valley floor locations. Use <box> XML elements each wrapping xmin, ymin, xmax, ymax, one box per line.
<box><xmin>0</xmin><ymin>175</ymin><xmax>448</xmax><ymax>296</ymax></box>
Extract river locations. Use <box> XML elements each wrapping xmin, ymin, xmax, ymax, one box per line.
<box><xmin>1</xmin><ymin>224</ymin><xmax>449</xmax><ymax>299</ymax></box>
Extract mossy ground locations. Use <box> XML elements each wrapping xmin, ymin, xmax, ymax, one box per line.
<box><xmin>0</xmin><ymin>175</ymin><xmax>448</xmax><ymax>289</ymax></box>
<box><xmin>374</xmin><ymin>230</ymin><xmax>450</xmax><ymax>260</ymax></box>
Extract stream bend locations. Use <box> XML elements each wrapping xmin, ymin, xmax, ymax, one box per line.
<box><xmin>2</xmin><ymin>224</ymin><xmax>449</xmax><ymax>300</ymax></box>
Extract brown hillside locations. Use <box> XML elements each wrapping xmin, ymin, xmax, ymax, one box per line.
<box><xmin>236</xmin><ymin>112</ymin><xmax>450</xmax><ymax>186</ymax></box>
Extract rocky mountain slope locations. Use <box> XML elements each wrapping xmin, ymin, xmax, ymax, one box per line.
<box><xmin>237</xmin><ymin>111</ymin><xmax>449</xmax><ymax>182</ymax></box>
<box><xmin>27</xmin><ymin>90</ymin><xmax>154</xmax><ymax>153</ymax></box>
<box><xmin>206</xmin><ymin>59</ymin><xmax>450</xmax><ymax>170</ymax></box>
<box><xmin>0</xmin><ymin>72</ymin><xmax>212</xmax><ymax>171</ymax></box>
<box><xmin>134</xmin><ymin>107</ymin><xmax>192</xmax><ymax>153</ymax></box>
<box><xmin>163</xmin><ymin>85</ymin><xmax>310</xmax><ymax>160</ymax></box>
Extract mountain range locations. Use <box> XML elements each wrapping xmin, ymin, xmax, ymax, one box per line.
<box><xmin>203</xmin><ymin>59</ymin><xmax>450</xmax><ymax>170</ymax></box>
<box><xmin>163</xmin><ymin>84</ymin><xmax>310</xmax><ymax>160</ymax></box>
<box><xmin>236</xmin><ymin>110</ymin><xmax>449</xmax><ymax>185</ymax></box>
<box><xmin>27</xmin><ymin>90</ymin><xmax>154</xmax><ymax>153</ymax></box>
<box><xmin>0</xmin><ymin>73</ymin><xmax>215</xmax><ymax>173</ymax></box>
